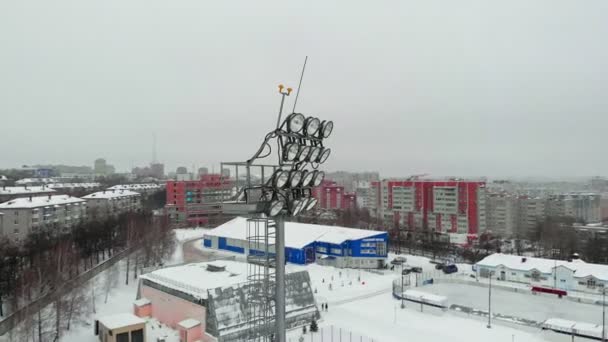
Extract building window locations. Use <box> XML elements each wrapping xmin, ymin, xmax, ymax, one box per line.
<box><xmin>531</xmin><ymin>270</ymin><xmax>541</xmax><ymax>281</ymax></box>
<box><xmin>316</xmin><ymin>246</ymin><xmax>327</xmax><ymax>253</ymax></box>
<box><xmin>377</xmin><ymin>242</ymin><xmax>387</xmax><ymax>256</ymax></box>
<box><xmin>587</xmin><ymin>278</ymin><xmax>597</xmax><ymax>288</ymax></box>
<box><xmin>330</xmin><ymin>248</ymin><xmax>342</xmax><ymax>255</ymax></box>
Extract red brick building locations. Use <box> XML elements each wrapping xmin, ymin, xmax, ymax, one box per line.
<box><xmin>312</xmin><ymin>180</ymin><xmax>357</xmax><ymax>210</ymax></box>
<box><xmin>165</xmin><ymin>174</ymin><xmax>233</xmax><ymax>227</ymax></box>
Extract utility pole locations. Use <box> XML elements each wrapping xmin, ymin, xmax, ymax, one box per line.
<box><xmin>487</xmin><ymin>271</ymin><xmax>494</xmax><ymax>329</ymax></box>
<box><xmin>602</xmin><ymin>286</ymin><xmax>606</xmax><ymax>342</ymax></box>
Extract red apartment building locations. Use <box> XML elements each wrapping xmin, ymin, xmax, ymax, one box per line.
<box><xmin>312</xmin><ymin>180</ymin><xmax>357</xmax><ymax>210</ymax></box>
<box><xmin>369</xmin><ymin>179</ymin><xmax>486</xmax><ymax>243</ymax></box>
<box><xmin>165</xmin><ymin>174</ymin><xmax>233</xmax><ymax>227</ymax></box>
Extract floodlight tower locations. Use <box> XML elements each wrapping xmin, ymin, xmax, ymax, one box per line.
<box><xmin>221</xmin><ymin>83</ymin><xmax>333</xmax><ymax>342</ymax></box>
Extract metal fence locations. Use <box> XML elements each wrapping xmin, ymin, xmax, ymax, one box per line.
<box><xmin>288</xmin><ymin>325</ymin><xmax>376</xmax><ymax>342</ymax></box>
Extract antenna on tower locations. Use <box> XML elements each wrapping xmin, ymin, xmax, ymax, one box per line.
<box><xmin>152</xmin><ymin>133</ymin><xmax>157</xmax><ymax>163</ymax></box>
<box><xmin>292</xmin><ymin>56</ymin><xmax>308</xmax><ymax>113</ymax></box>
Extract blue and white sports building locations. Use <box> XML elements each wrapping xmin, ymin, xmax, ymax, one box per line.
<box><xmin>202</xmin><ymin>217</ymin><xmax>389</xmax><ymax>269</ymax></box>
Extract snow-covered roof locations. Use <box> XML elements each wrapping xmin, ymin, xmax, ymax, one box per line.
<box><xmin>0</xmin><ymin>195</ymin><xmax>85</xmax><ymax>209</ymax></box>
<box><xmin>107</xmin><ymin>184</ymin><xmax>162</xmax><ymax>191</ymax></box>
<box><xmin>133</xmin><ymin>298</ymin><xmax>150</xmax><ymax>307</ymax></box>
<box><xmin>98</xmin><ymin>313</ymin><xmax>146</xmax><ymax>330</ymax></box>
<box><xmin>0</xmin><ymin>186</ymin><xmax>56</xmax><ymax>196</ymax></box>
<box><xmin>476</xmin><ymin>253</ymin><xmax>608</xmax><ymax>281</ymax></box>
<box><xmin>82</xmin><ymin>190</ymin><xmax>140</xmax><ymax>200</ymax></box>
<box><xmin>542</xmin><ymin>318</ymin><xmax>602</xmax><ymax>338</ymax></box>
<box><xmin>403</xmin><ymin>290</ymin><xmax>448</xmax><ymax>306</ymax></box>
<box><xmin>205</xmin><ymin>217</ymin><xmax>386</xmax><ymax>249</ymax></box>
<box><xmin>178</xmin><ymin>319</ymin><xmax>201</xmax><ymax>329</ymax></box>
<box><xmin>139</xmin><ymin>261</ymin><xmax>250</xmax><ymax>299</ymax></box>
<box><xmin>48</xmin><ymin>182</ymin><xmax>101</xmax><ymax>189</ymax></box>
<box><xmin>15</xmin><ymin>178</ymin><xmax>56</xmax><ymax>185</ymax></box>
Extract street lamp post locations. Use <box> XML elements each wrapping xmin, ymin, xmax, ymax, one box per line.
<box><xmin>602</xmin><ymin>286</ymin><xmax>606</xmax><ymax>342</ymax></box>
<box><xmin>487</xmin><ymin>271</ymin><xmax>494</xmax><ymax>329</ymax></box>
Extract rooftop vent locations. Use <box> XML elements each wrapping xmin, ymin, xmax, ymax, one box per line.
<box><xmin>206</xmin><ymin>264</ymin><xmax>226</xmax><ymax>272</ymax></box>
<box><xmin>521</xmin><ymin>257</ymin><xmax>527</xmax><ymax>263</ymax></box>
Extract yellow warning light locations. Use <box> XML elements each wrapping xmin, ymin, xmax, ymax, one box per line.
<box><xmin>287</xmin><ymin>88</ymin><xmax>293</xmax><ymax>95</ymax></box>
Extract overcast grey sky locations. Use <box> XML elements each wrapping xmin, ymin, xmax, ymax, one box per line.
<box><xmin>1</xmin><ymin>1</ymin><xmax>607</xmax><ymax>178</ymax></box>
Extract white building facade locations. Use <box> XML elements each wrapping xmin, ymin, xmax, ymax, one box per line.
<box><xmin>82</xmin><ymin>190</ymin><xmax>142</xmax><ymax>219</ymax></box>
<box><xmin>476</xmin><ymin>253</ymin><xmax>608</xmax><ymax>294</ymax></box>
<box><xmin>0</xmin><ymin>195</ymin><xmax>87</xmax><ymax>241</ymax></box>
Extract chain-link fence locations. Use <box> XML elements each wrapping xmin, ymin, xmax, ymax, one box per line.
<box><xmin>288</xmin><ymin>325</ymin><xmax>376</xmax><ymax>342</ymax></box>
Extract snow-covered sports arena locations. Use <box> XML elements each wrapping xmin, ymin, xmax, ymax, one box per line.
<box><xmin>202</xmin><ymin>217</ymin><xmax>389</xmax><ymax>268</ymax></box>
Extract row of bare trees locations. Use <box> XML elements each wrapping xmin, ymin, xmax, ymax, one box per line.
<box><xmin>0</xmin><ymin>210</ymin><xmax>175</xmax><ymax>342</ymax></box>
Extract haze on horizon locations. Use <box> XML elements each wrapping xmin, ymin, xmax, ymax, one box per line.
<box><xmin>1</xmin><ymin>0</ymin><xmax>607</xmax><ymax>179</ymax></box>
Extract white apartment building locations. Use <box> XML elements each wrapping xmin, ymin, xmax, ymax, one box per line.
<box><xmin>547</xmin><ymin>193</ymin><xmax>601</xmax><ymax>223</ymax></box>
<box><xmin>354</xmin><ymin>181</ymin><xmax>370</xmax><ymax>209</ymax></box>
<box><xmin>517</xmin><ymin>197</ymin><xmax>546</xmax><ymax>237</ymax></box>
<box><xmin>486</xmin><ymin>193</ymin><xmax>518</xmax><ymax>237</ymax></box>
<box><xmin>107</xmin><ymin>183</ymin><xmax>163</xmax><ymax>195</ymax></box>
<box><xmin>0</xmin><ymin>185</ymin><xmax>56</xmax><ymax>203</ymax></box>
<box><xmin>82</xmin><ymin>190</ymin><xmax>142</xmax><ymax>219</ymax></box>
<box><xmin>0</xmin><ymin>195</ymin><xmax>86</xmax><ymax>241</ymax></box>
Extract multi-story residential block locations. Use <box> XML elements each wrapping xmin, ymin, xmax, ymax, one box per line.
<box><xmin>82</xmin><ymin>190</ymin><xmax>142</xmax><ymax>219</ymax></box>
<box><xmin>0</xmin><ymin>195</ymin><xmax>86</xmax><ymax>241</ymax></box>
<box><xmin>106</xmin><ymin>183</ymin><xmax>163</xmax><ymax>196</ymax></box>
<box><xmin>165</xmin><ymin>174</ymin><xmax>233</xmax><ymax>227</ymax></box>
<box><xmin>486</xmin><ymin>193</ymin><xmax>518</xmax><ymax>237</ymax></box>
<box><xmin>516</xmin><ymin>196</ymin><xmax>546</xmax><ymax>237</ymax></box>
<box><xmin>546</xmin><ymin>193</ymin><xmax>601</xmax><ymax>223</ymax></box>
<box><xmin>354</xmin><ymin>181</ymin><xmax>370</xmax><ymax>209</ymax></box>
<box><xmin>311</xmin><ymin>180</ymin><xmax>357</xmax><ymax>210</ymax></box>
<box><xmin>0</xmin><ymin>185</ymin><xmax>57</xmax><ymax>203</ymax></box>
<box><xmin>373</xmin><ymin>179</ymin><xmax>486</xmax><ymax>243</ymax></box>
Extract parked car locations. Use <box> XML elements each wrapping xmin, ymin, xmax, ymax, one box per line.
<box><xmin>411</xmin><ymin>266</ymin><xmax>423</xmax><ymax>273</ymax></box>
<box><xmin>442</xmin><ymin>264</ymin><xmax>458</xmax><ymax>274</ymax></box>
<box><xmin>391</xmin><ymin>256</ymin><xmax>407</xmax><ymax>265</ymax></box>
<box><xmin>435</xmin><ymin>263</ymin><xmax>444</xmax><ymax>270</ymax></box>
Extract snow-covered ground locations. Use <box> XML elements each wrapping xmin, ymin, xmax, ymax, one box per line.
<box><xmin>173</xmin><ymin>227</ymin><xmax>211</xmax><ymax>242</ymax></box>
<box><xmin>60</xmin><ymin>260</ymin><xmax>180</xmax><ymax>342</ymax></box>
<box><xmin>422</xmin><ymin>282</ymin><xmax>603</xmax><ymax>325</ymax></box>
<box><xmin>6</xmin><ymin>235</ymin><xmax>590</xmax><ymax>342</ymax></box>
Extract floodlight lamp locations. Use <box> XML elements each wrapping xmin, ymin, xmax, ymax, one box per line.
<box><xmin>304</xmin><ymin>117</ymin><xmax>321</xmax><ymax>137</ymax></box>
<box><xmin>273</xmin><ymin>170</ymin><xmax>290</xmax><ymax>188</ymax></box>
<box><xmin>284</xmin><ymin>143</ymin><xmax>300</xmax><ymax>161</ymax></box>
<box><xmin>308</xmin><ymin>147</ymin><xmax>321</xmax><ymax>162</ymax></box>
<box><xmin>305</xmin><ymin>197</ymin><xmax>318</xmax><ymax>211</ymax></box>
<box><xmin>312</xmin><ymin>170</ymin><xmax>325</xmax><ymax>187</ymax></box>
<box><xmin>268</xmin><ymin>199</ymin><xmax>285</xmax><ymax>217</ymax></box>
<box><xmin>321</xmin><ymin>120</ymin><xmax>334</xmax><ymax>138</ymax></box>
<box><xmin>301</xmin><ymin>171</ymin><xmax>314</xmax><ymax>187</ymax></box>
<box><xmin>297</xmin><ymin>146</ymin><xmax>311</xmax><ymax>161</ymax></box>
<box><xmin>290</xmin><ymin>198</ymin><xmax>305</xmax><ymax>216</ymax></box>
<box><xmin>289</xmin><ymin>170</ymin><xmax>303</xmax><ymax>187</ymax></box>
<box><xmin>287</xmin><ymin>113</ymin><xmax>305</xmax><ymax>133</ymax></box>
<box><xmin>318</xmin><ymin>148</ymin><xmax>331</xmax><ymax>164</ymax></box>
